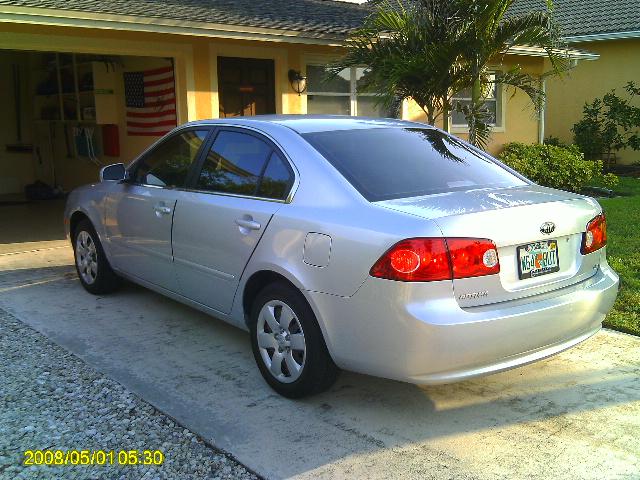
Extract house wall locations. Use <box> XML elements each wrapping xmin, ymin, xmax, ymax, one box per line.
<box><xmin>403</xmin><ymin>55</ymin><xmax>545</xmax><ymax>156</ymax></box>
<box><xmin>0</xmin><ymin>21</ymin><xmax>545</xmax><ymax>191</ymax></box>
<box><xmin>0</xmin><ymin>24</ymin><xmax>344</xmax><ymax>190</ymax></box>
<box><xmin>545</xmin><ymin>38</ymin><xmax>640</xmax><ymax>165</ymax></box>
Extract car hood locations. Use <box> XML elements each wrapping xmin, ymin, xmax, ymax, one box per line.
<box><xmin>375</xmin><ymin>185</ymin><xmax>592</xmax><ymax>220</ymax></box>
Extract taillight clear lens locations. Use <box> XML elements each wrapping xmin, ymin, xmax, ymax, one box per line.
<box><xmin>581</xmin><ymin>214</ymin><xmax>607</xmax><ymax>254</ymax></box>
<box><xmin>370</xmin><ymin>238</ymin><xmax>451</xmax><ymax>281</ymax></box>
<box><xmin>447</xmin><ymin>238</ymin><xmax>501</xmax><ymax>279</ymax></box>
<box><xmin>370</xmin><ymin>237</ymin><xmax>500</xmax><ymax>282</ymax></box>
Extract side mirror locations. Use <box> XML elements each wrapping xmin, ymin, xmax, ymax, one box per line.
<box><xmin>100</xmin><ymin>163</ymin><xmax>127</xmax><ymax>182</ymax></box>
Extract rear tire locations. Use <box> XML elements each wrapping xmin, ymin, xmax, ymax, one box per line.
<box><xmin>72</xmin><ymin>219</ymin><xmax>121</xmax><ymax>295</ymax></box>
<box><xmin>250</xmin><ymin>282</ymin><xmax>339</xmax><ymax>398</ymax></box>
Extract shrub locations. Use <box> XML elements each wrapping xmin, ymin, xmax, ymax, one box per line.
<box><xmin>572</xmin><ymin>81</ymin><xmax>640</xmax><ymax>160</ymax></box>
<box><xmin>499</xmin><ymin>142</ymin><xmax>619</xmax><ymax>193</ymax></box>
<box><xmin>543</xmin><ymin>135</ymin><xmax>567</xmax><ymax>147</ymax></box>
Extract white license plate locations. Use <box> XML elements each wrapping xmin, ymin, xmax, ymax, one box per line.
<box><xmin>517</xmin><ymin>240</ymin><xmax>560</xmax><ymax>279</ymax></box>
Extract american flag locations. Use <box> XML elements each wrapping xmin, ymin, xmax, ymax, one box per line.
<box><xmin>124</xmin><ymin>66</ymin><xmax>177</xmax><ymax>136</ymax></box>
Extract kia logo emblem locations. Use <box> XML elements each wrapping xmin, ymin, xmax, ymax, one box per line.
<box><xmin>540</xmin><ymin>222</ymin><xmax>556</xmax><ymax>235</ymax></box>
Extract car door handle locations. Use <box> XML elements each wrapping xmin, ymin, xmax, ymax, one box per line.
<box><xmin>235</xmin><ymin>218</ymin><xmax>261</xmax><ymax>230</ymax></box>
<box><xmin>153</xmin><ymin>204</ymin><xmax>172</xmax><ymax>215</ymax></box>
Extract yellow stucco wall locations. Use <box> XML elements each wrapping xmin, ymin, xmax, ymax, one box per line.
<box><xmin>0</xmin><ymin>23</ymin><xmax>345</xmax><ymax>190</ymax></box>
<box><xmin>404</xmin><ymin>56</ymin><xmax>544</xmax><ymax>156</ymax></box>
<box><xmin>0</xmin><ymin>21</ymin><xmax>544</xmax><ymax>191</ymax></box>
<box><xmin>545</xmin><ymin>38</ymin><xmax>640</xmax><ymax>165</ymax></box>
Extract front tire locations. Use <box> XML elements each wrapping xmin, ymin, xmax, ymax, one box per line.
<box><xmin>72</xmin><ymin>219</ymin><xmax>120</xmax><ymax>295</ymax></box>
<box><xmin>250</xmin><ymin>282</ymin><xmax>339</xmax><ymax>398</ymax></box>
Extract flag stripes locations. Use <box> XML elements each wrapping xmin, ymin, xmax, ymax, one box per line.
<box><xmin>124</xmin><ymin>65</ymin><xmax>177</xmax><ymax>136</ymax></box>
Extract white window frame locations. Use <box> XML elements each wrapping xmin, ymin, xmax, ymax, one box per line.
<box><xmin>451</xmin><ymin>71</ymin><xmax>506</xmax><ymax>133</ymax></box>
<box><xmin>305</xmin><ymin>64</ymin><xmax>384</xmax><ymax>117</ymax></box>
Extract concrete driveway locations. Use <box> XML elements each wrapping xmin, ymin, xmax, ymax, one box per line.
<box><xmin>1</xmin><ymin>215</ymin><xmax>639</xmax><ymax>479</ymax></box>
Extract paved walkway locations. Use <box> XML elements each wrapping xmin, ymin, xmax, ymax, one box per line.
<box><xmin>1</xmin><ymin>240</ymin><xmax>639</xmax><ymax>479</ymax></box>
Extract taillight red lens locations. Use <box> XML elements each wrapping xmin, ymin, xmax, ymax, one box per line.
<box><xmin>581</xmin><ymin>214</ymin><xmax>607</xmax><ymax>254</ymax></box>
<box><xmin>447</xmin><ymin>238</ymin><xmax>500</xmax><ymax>279</ymax></box>
<box><xmin>370</xmin><ymin>237</ymin><xmax>500</xmax><ymax>282</ymax></box>
<box><xmin>370</xmin><ymin>238</ymin><xmax>451</xmax><ymax>281</ymax></box>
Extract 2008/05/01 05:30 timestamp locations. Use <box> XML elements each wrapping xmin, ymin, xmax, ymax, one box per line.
<box><xmin>24</xmin><ymin>449</ymin><xmax>165</xmax><ymax>466</ymax></box>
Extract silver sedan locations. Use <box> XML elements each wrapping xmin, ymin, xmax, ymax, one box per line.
<box><xmin>64</xmin><ymin>116</ymin><xmax>619</xmax><ymax>398</ymax></box>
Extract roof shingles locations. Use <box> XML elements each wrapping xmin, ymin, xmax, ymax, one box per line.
<box><xmin>510</xmin><ymin>0</ymin><xmax>640</xmax><ymax>38</ymax></box>
<box><xmin>3</xmin><ymin>0</ymin><xmax>638</xmax><ymax>40</ymax></box>
<box><xmin>0</xmin><ymin>0</ymin><xmax>370</xmax><ymax>36</ymax></box>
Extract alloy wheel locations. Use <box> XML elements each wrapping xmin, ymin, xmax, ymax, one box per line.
<box><xmin>256</xmin><ymin>300</ymin><xmax>306</xmax><ymax>383</ymax></box>
<box><xmin>75</xmin><ymin>230</ymin><xmax>98</xmax><ymax>285</ymax></box>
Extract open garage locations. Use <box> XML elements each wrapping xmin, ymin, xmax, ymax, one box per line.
<box><xmin>0</xmin><ymin>49</ymin><xmax>182</xmax><ymax>200</ymax></box>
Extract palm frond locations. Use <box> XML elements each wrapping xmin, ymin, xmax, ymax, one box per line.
<box><xmin>331</xmin><ymin>0</ymin><xmax>563</xmax><ymax>147</ymax></box>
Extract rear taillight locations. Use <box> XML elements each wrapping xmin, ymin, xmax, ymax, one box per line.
<box><xmin>447</xmin><ymin>238</ymin><xmax>500</xmax><ymax>279</ymax></box>
<box><xmin>370</xmin><ymin>237</ymin><xmax>500</xmax><ymax>282</ymax></box>
<box><xmin>581</xmin><ymin>214</ymin><xmax>607</xmax><ymax>255</ymax></box>
<box><xmin>370</xmin><ymin>238</ymin><xmax>451</xmax><ymax>281</ymax></box>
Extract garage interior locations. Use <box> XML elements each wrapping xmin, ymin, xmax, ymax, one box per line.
<box><xmin>0</xmin><ymin>49</ymin><xmax>176</xmax><ymax>245</ymax></box>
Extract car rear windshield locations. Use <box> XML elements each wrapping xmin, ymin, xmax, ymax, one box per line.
<box><xmin>301</xmin><ymin>127</ymin><xmax>527</xmax><ymax>201</ymax></box>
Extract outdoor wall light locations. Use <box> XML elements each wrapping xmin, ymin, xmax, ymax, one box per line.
<box><xmin>288</xmin><ymin>69</ymin><xmax>307</xmax><ymax>95</ymax></box>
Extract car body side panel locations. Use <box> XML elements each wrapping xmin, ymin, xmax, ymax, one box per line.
<box><xmin>102</xmin><ymin>184</ymin><xmax>181</xmax><ymax>292</ymax></box>
<box><xmin>64</xmin><ymin>183</ymin><xmax>113</xmax><ymax>249</ymax></box>
<box><xmin>244</xmin><ymin>204</ymin><xmax>444</xmax><ymax>296</ymax></box>
<box><xmin>172</xmin><ymin>191</ymin><xmax>282</xmax><ymax>314</ymax></box>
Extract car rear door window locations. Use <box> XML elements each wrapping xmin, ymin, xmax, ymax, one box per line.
<box><xmin>302</xmin><ymin>127</ymin><xmax>526</xmax><ymax>201</ymax></box>
<box><xmin>196</xmin><ymin>130</ymin><xmax>272</xmax><ymax>196</ymax></box>
<box><xmin>133</xmin><ymin>130</ymin><xmax>208</xmax><ymax>187</ymax></box>
<box><xmin>257</xmin><ymin>152</ymin><xmax>294</xmax><ymax>200</ymax></box>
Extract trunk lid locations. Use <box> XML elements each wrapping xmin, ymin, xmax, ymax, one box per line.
<box><xmin>377</xmin><ymin>185</ymin><xmax>603</xmax><ymax>307</ymax></box>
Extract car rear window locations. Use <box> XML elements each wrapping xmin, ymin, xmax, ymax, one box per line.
<box><xmin>301</xmin><ymin>127</ymin><xmax>527</xmax><ymax>201</ymax></box>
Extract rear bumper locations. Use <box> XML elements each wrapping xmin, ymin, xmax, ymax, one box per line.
<box><xmin>308</xmin><ymin>262</ymin><xmax>619</xmax><ymax>384</ymax></box>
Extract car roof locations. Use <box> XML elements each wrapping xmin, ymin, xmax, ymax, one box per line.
<box><xmin>182</xmin><ymin>115</ymin><xmax>432</xmax><ymax>134</ymax></box>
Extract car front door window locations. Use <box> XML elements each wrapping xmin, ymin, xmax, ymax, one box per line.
<box><xmin>134</xmin><ymin>130</ymin><xmax>208</xmax><ymax>187</ymax></box>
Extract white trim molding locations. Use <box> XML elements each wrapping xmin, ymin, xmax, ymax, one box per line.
<box><xmin>566</xmin><ymin>30</ymin><xmax>640</xmax><ymax>44</ymax></box>
<box><xmin>507</xmin><ymin>45</ymin><xmax>599</xmax><ymax>61</ymax></box>
<box><xmin>0</xmin><ymin>5</ymin><xmax>347</xmax><ymax>46</ymax></box>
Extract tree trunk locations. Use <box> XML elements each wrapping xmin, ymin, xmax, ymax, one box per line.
<box><xmin>469</xmin><ymin>77</ymin><xmax>482</xmax><ymax>145</ymax></box>
<box><xmin>442</xmin><ymin>95</ymin><xmax>450</xmax><ymax>133</ymax></box>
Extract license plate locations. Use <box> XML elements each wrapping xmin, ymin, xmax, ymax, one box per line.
<box><xmin>517</xmin><ymin>240</ymin><xmax>560</xmax><ymax>279</ymax></box>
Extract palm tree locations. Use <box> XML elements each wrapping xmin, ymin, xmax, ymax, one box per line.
<box><xmin>330</xmin><ymin>0</ymin><xmax>468</xmax><ymax>130</ymax></box>
<box><xmin>456</xmin><ymin>0</ymin><xmax>565</xmax><ymax>147</ymax></box>
<box><xmin>331</xmin><ymin>0</ymin><xmax>567</xmax><ymax>148</ymax></box>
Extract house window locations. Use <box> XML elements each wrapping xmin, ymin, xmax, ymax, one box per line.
<box><xmin>451</xmin><ymin>73</ymin><xmax>503</xmax><ymax>128</ymax></box>
<box><xmin>306</xmin><ymin>65</ymin><xmax>398</xmax><ymax>117</ymax></box>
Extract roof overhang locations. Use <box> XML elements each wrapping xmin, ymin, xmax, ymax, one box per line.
<box><xmin>507</xmin><ymin>45</ymin><xmax>599</xmax><ymax>61</ymax></box>
<box><xmin>0</xmin><ymin>4</ymin><xmax>348</xmax><ymax>46</ymax></box>
<box><xmin>0</xmin><ymin>4</ymin><xmax>603</xmax><ymax>60</ymax></box>
<box><xmin>566</xmin><ymin>30</ymin><xmax>640</xmax><ymax>44</ymax></box>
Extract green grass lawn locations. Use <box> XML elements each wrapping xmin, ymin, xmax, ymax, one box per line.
<box><xmin>597</xmin><ymin>176</ymin><xmax>640</xmax><ymax>335</ymax></box>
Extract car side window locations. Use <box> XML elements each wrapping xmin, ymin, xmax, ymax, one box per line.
<box><xmin>196</xmin><ymin>130</ymin><xmax>272</xmax><ymax>196</ymax></box>
<box><xmin>257</xmin><ymin>151</ymin><xmax>294</xmax><ymax>200</ymax></box>
<box><xmin>133</xmin><ymin>130</ymin><xmax>208</xmax><ymax>188</ymax></box>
